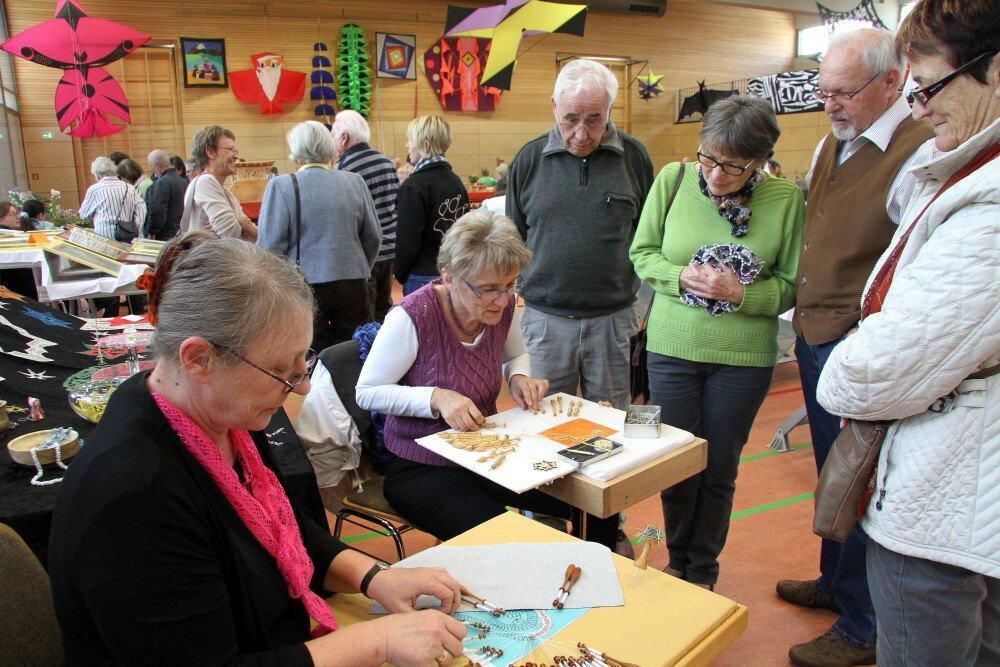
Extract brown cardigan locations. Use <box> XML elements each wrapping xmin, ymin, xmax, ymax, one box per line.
<box><xmin>793</xmin><ymin>116</ymin><xmax>933</xmax><ymax>345</ymax></box>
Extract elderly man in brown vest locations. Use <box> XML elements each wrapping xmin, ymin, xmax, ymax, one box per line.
<box><xmin>778</xmin><ymin>28</ymin><xmax>935</xmax><ymax>667</ymax></box>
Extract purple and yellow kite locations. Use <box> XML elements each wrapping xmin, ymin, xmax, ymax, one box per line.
<box><xmin>445</xmin><ymin>0</ymin><xmax>587</xmax><ymax>90</ymax></box>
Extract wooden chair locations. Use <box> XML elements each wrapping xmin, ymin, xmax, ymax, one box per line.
<box><xmin>320</xmin><ymin>340</ymin><xmax>414</xmax><ymax>562</ymax></box>
<box><xmin>0</xmin><ymin>523</ymin><xmax>63</xmax><ymax>664</ymax></box>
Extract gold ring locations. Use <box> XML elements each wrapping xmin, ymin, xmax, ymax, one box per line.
<box><xmin>437</xmin><ymin>650</ymin><xmax>450</xmax><ymax>663</ymax></box>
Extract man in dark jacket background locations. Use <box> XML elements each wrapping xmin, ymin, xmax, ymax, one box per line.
<box><xmin>144</xmin><ymin>149</ymin><xmax>186</xmax><ymax>240</ymax></box>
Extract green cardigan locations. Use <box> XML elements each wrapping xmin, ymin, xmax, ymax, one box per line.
<box><xmin>629</xmin><ymin>163</ymin><xmax>804</xmax><ymax>367</ymax></box>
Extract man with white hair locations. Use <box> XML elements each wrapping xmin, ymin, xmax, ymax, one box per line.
<box><xmin>507</xmin><ymin>59</ymin><xmax>652</xmax><ymax>554</ymax></box>
<box><xmin>779</xmin><ymin>28</ymin><xmax>935</xmax><ymax>667</ymax></box>
<box><xmin>333</xmin><ymin>110</ymin><xmax>399</xmax><ymax>322</ymax></box>
<box><xmin>507</xmin><ymin>58</ymin><xmax>652</xmax><ymax>410</ymax></box>
<box><xmin>144</xmin><ymin>149</ymin><xmax>186</xmax><ymax>240</ymax></box>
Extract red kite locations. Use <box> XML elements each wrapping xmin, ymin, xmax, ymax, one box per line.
<box><xmin>1</xmin><ymin>0</ymin><xmax>149</xmax><ymax>137</ymax></box>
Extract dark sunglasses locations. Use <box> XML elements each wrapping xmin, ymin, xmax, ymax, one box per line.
<box><xmin>906</xmin><ymin>51</ymin><xmax>997</xmax><ymax>106</ymax></box>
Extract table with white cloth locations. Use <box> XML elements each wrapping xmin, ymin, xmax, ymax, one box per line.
<box><xmin>415</xmin><ymin>393</ymin><xmax>708</xmax><ymax>539</ymax></box>
<box><xmin>0</xmin><ymin>245</ymin><xmax>148</xmax><ymax>307</ymax></box>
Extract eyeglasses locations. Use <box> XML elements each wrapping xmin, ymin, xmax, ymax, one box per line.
<box><xmin>216</xmin><ymin>144</ymin><xmax>239</xmax><ymax>155</ymax></box>
<box><xmin>696</xmin><ymin>152</ymin><xmax>756</xmax><ymax>176</ymax></box>
<box><xmin>557</xmin><ymin>116</ymin><xmax>607</xmax><ymax>133</ymax></box>
<box><xmin>906</xmin><ymin>51</ymin><xmax>997</xmax><ymax>106</ymax></box>
<box><xmin>210</xmin><ymin>342</ymin><xmax>317</xmax><ymax>394</ymax></box>
<box><xmin>463</xmin><ymin>276</ymin><xmax>523</xmax><ymax>301</ymax></box>
<box><xmin>812</xmin><ymin>72</ymin><xmax>881</xmax><ymax>104</ymax></box>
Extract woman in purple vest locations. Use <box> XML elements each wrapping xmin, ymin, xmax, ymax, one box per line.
<box><xmin>356</xmin><ymin>209</ymin><xmax>619</xmax><ymax>548</ymax></box>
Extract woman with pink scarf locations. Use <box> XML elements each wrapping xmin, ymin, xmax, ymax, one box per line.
<box><xmin>48</xmin><ymin>231</ymin><xmax>466</xmax><ymax>666</ymax></box>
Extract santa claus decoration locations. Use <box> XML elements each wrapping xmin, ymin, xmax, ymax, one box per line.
<box><xmin>229</xmin><ymin>52</ymin><xmax>305</xmax><ymax>115</ymax></box>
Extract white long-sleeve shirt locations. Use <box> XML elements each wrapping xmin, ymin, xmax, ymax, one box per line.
<box><xmin>78</xmin><ymin>176</ymin><xmax>147</xmax><ymax>240</ymax></box>
<box><xmin>355</xmin><ymin>305</ymin><xmax>531</xmax><ymax>418</ymax></box>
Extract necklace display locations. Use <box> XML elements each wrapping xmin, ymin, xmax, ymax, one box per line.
<box><xmin>446</xmin><ymin>288</ymin><xmax>486</xmax><ymax>339</ymax></box>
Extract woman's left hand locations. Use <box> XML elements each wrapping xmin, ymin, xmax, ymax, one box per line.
<box><xmin>366</xmin><ymin>566</ymin><xmax>463</xmax><ymax>614</ymax></box>
<box><xmin>683</xmin><ymin>263</ymin><xmax>745</xmax><ymax>304</ymax></box>
<box><xmin>509</xmin><ymin>375</ymin><xmax>549</xmax><ymax>411</ymax></box>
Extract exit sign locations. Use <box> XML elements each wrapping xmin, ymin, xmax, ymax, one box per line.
<box><xmin>41</xmin><ymin>131</ymin><xmax>54</xmax><ymax>140</ymax></box>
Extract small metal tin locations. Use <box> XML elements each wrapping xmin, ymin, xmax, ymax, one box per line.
<box><xmin>624</xmin><ymin>405</ymin><xmax>661</xmax><ymax>439</ymax></box>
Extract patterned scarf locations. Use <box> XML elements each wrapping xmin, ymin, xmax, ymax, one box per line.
<box><xmin>152</xmin><ymin>393</ymin><xmax>338</xmax><ymax>638</ymax></box>
<box><xmin>413</xmin><ymin>154</ymin><xmax>447</xmax><ymax>174</ymax></box>
<box><xmin>697</xmin><ymin>166</ymin><xmax>764</xmax><ymax>237</ymax></box>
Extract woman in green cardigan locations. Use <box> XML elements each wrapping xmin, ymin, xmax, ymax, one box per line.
<box><xmin>630</xmin><ymin>95</ymin><xmax>804</xmax><ymax>590</ymax></box>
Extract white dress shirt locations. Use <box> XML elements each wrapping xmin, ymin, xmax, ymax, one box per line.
<box><xmin>293</xmin><ymin>362</ymin><xmax>363</xmax><ymax>489</ymax></box>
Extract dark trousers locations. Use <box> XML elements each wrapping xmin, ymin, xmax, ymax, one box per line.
<box><xmin>648</xmin><ymin>352</ymin><xmax>774</xmax><ymax>586</ymax></box>
<box><xmin>367</xmin><ymin>259</ymin><xmax>394</xmax><ymax>323</ymax></box>
<box><xmin>383</xmin><ymin>453</ymin><xmax>618</xmax><ymax>550</ymax></box>
<box><xmin>796</xmin><ymin>335</ymin><xmax>877</xmax><ymax>646</ymax></box>
<box><xmin>310</xmin><ymin>279</ymin><xmax>371</xmax><ymax>352</ymax></box>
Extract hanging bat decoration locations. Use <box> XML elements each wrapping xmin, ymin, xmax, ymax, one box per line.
<box><xmin>677</xmin><ymin>81</ymin><xmax>738</xmax><ymax>122</ymax></box>
<box><xmin>1</xmin><ymin>0</ymin><xmax>149</xmax><ymax>138</ymax></box>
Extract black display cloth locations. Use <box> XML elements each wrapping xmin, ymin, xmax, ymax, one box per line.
<box><xmin>0</xmin><ymin>293</ymin><xmax>326</xmax><ymax>568</ymax></box>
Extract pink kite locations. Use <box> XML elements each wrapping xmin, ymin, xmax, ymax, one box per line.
<box><xmin>1</xmin><ymin>0</ymin><xmax>149</xmax><ymax>137</ymax></box>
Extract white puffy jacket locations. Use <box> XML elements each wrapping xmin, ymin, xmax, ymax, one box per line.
<box><xmin>817</xmin><ymin>118</ymin><xmax>999</xmax><ymax>578</ymax></box>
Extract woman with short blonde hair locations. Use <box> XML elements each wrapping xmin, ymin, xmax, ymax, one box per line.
<box><xmin>394</xmin><ymin>115</ymin><xmax>469</xmax><ymax>295</ymax></box>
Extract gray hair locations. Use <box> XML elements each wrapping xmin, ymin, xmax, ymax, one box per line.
<box><xmin>437</xmin><ymin>208</ymin><xmax>531</xmax><ymax>282</ymax></box>
<box><xmin>332</xmin><ymin>110</ymin><xmax>371</xmax><ymax>147</ymax></box>
<box><xmin>287</xmin><ymin>120</ymin><xmax>336</xmax><ymax>165</ymax></box>
<box><xmin>827</xmin><ymin>27</ymin><xmax>904</xmax><ymax>76</ymax></box>
<box><xmin>152</xmin><ymin>232</ymin><xmax>314</xmax><ymax>364</ymax></box>
<box><xmin>148</xmin><ymin>149</ymin><xmax>170</xmax><ymax>168</ymax></box>
<box><xmin>91</xmin><ymin>156</ymin><xmax>117</xmax><ymax>179</ymax></box>
<box><xmin>699</xmin><ymin>94</ymin><xmax>780</xmax><ymax>161</ymax></box>
<box><xmin>553</xmin><ymin>59</ymin><xmax>618</xmax><ymax>112</ymax></box>
<box><xmin>191</xmin><ymin>125</ymin><xmax>235</xmax><ymax>168</ymax></box>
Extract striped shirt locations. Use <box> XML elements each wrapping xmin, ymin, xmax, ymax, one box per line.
<box><xmin>78</xmin><ymin>176</ymin><xmax>147</xmax><ymax>240</ymax></box>
<box><xmin>337</xmin><ymin>142</ymin><xmax>398</xmax><ymax>262</ymax></box>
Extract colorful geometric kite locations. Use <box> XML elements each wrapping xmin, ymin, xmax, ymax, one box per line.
<box><xmin>337</xmin><ymin>24</ymin><xmax>372</xmax><ymax>117</ymax></box>
<box><xmin>424</xmin><ymin>37</ymin><xmax>502</xmax><ymax>112</ymax></box>
<box><xmin>637</xmin><ymin>70</ymin><xmax>664</xmax><ymax>101</ymax></box>
<box><xmin>1</xmin><ymin>0</ymin><xmax>149</xmax><ymax>138</ymax></box>
<box><xmin>445</xmin><ymin>0</ymin><xmax>587</xmax><ymax>90</ymax></box>
<box><xmin>376</xmin><ymin>33</ymin><xmax>416</xmax><ymax>80</ymax></box>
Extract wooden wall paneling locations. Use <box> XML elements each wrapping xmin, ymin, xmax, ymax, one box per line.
<box><xmin>8</xmin><ymin>0</ymin><xmax>799</xmax><ymax>198</ymax></box>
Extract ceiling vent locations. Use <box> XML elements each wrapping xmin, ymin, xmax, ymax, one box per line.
<box><xmin>571</xmin><ymin>0</ymin><xmax>667</xmax><ymax>16</ymax></box>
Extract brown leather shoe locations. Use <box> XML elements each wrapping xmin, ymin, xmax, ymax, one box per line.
<box><xmin>789</xmin><ymin>629</ymin><xmax>876</xmax><ymax>666</ymax></box>
<box><xmin>776</xmin><ymin>579</ymin><xmax>839</xmax><ymax>612</ymax></box>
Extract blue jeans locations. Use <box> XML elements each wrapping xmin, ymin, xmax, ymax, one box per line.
<box><xmin>402</xmin><ymin>273</ymin><xmax>437</xmax><ymax>296</ymax></box>
<box><xmin>867</xmin><ymin>539</ymin><xmax>1000</xmax><ymax>666</ymax></box>
<box><xmin>796</xmin><ymin>335</ymin><xmax>876</xmax><ymax>647</ymax></box>
<box><xmin>648</xmin><ymin>353</ymin><xmax>774</xmax><ymax>586</ymax></box>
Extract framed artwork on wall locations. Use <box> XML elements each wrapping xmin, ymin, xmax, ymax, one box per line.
<box><xmin>179</xmin><ymin>37</ymin><xmax>228</xmax><ymax>88</ymax></box>
<box><xmin>376</xmin><ymin>33</ymin><xmax>416</xmax><ymax>80</ymax></box>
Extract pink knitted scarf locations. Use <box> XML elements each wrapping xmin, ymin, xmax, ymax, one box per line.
<box><xmin>152</xmin><ymin>393</ymin><xmax>337</xmax><ymax>637</ymax></box>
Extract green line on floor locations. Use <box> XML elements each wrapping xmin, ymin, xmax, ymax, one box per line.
<box><xmin>731</xmin><ymin>491</ymin><xmax>813</xmax><ymax>521</ymax></box>
<box><xmin>339</xmin><ymin>531</ymin><xmax>383</xmax><ymax>544</ymax></box>
<box><xmin>740</xmin><ymin>441</ymin><xmax>812</xmax><ymax>463</ymax></box>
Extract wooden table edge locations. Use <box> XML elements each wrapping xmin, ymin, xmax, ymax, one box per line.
<box><xmin>674</xmin><ymin>603</ymin><xmax>749</xmax><ymax>667</ymax></box>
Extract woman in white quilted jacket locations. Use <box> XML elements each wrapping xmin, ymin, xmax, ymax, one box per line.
<box><xmin>816</xmin><ymin>2</ymin><xmax>999</xmax><ymax>665</ymax></box>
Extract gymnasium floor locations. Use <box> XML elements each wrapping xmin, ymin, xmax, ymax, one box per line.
<box><xmin>286</xmin><ymin>350</ymin><xmax>831</xmax><ymax>665</ymax></box>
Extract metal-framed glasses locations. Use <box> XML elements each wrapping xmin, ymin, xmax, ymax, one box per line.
<box><xmin>211</xmin><ymin>342</ymin><xmax>317</xmax><ymax>394</ymax></box>
<box><xmin>557</xmin><ymin>116</ymin><xmax>607</xmax><ymax>133</ymax></box>
<box><xmin>812</xmin><ymin>72</ymin><xmax>881</xmax><ymax>104</ymax></box>
<box><xmin>696</xmin><ymin>152</ymin><xmax>755</xmax><ymax>176</ymax></box>
<box><xmin>906</xmin><ymin>51</ymin><xmax>997</xmax><ymax>106</ymax></box>
<box><xmin>463</xmin><ymin>276</ymin><xmax>524</xmax><ymax>301</ymax></box>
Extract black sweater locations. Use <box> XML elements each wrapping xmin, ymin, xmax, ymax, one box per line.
<box><xmin>49</xmin><ymin>373</ymin><xmax>348</xmax><ymax>665</ymax></box>
<box><xmin>392</xmin><ymin>161</ymin><xmax>469</xmax><ymax>283</ymax></box>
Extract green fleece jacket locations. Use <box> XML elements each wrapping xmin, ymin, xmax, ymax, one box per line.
<box><xmin>630</xmin><ymin>163</ymin><xmax>804</xmax><ymax>367</ymax></box>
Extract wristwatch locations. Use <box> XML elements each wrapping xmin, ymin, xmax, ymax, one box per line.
<box><xmin>360</xmin><ymin>560</ymin><xmax>390</xmax><ymax>598</ymax></box>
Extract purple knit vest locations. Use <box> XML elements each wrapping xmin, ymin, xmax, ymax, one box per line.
<box><xmin>384</xmin><ymin>283</ymin><xmax>515</xmax><ymax>466</ymax></box>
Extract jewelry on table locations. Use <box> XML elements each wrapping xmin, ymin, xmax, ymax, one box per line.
<box><xmin>532</xmin><ymin>460</ymin><xmax>557</xmax><ymax>471</ymax></box>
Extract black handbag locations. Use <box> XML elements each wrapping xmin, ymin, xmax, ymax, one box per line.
<box><xmin>629</xmin><ymin>163</ymin><xmax>685</xmax><ymax>402</ymax></box>
<box><xmin>112</xmin><ymin>188</ymin><xmax>139</xmax><ymax>243</ymax></box>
